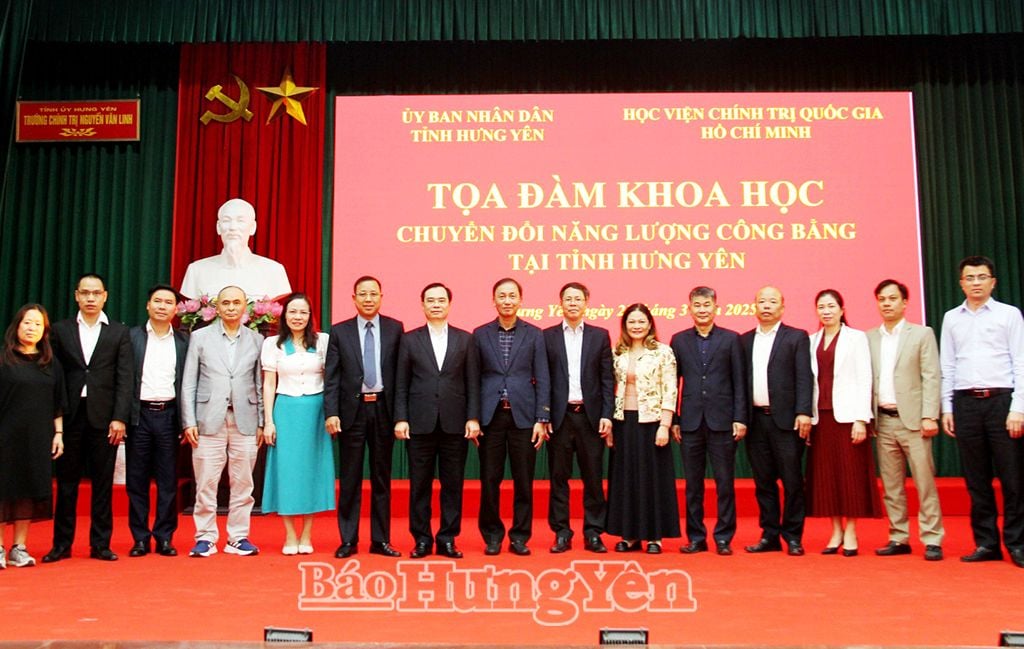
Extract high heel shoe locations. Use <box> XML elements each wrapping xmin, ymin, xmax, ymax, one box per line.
<box><xmin>821</xmin><ymin>546</ymin><xmax>840</xmax><ymax>555</ymax></box>
<box><xmin>842</xmin><ymin>547</ymin><xmax>859</xmax><ymax>557</ymax></box>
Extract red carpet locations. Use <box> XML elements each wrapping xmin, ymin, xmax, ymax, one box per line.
<box><xmin>0</xmin><ymin>479</ymin><xmax>1020</xmax><ymax>646</ymax></box>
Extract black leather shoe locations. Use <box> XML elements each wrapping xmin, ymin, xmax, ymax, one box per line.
<box><xmin>787</xmin><ymin>541</ymin><xmax>805</xmax><ymax>556</ymax></box>
<box><xmin>614</xmin><ymin>540</ymin><xmax>642</xmax><ymax>552</ymax></box>
<box><xmin>841</xmin><ymin>547</ymin><xmax>858</xmax><ymax>557</ymax></box>
<box><xmin>550</xmin><ymin>537</ymin><xmax>572</xmax><ymax>553</ymax></box>
<box><xmin>369</xmin><ymin>542</ymin><xmax>401</xmax><ymax>557</ymax></box>
<box><xmin>821</xmin><ymin>546</ymin><xmax>840</xmax><ymax>555</ymax></box>
<box><xmin>410</xmin><ymin>542</ymin><xmax>431</xmax><ymax>559</ymax></box>
<box><xmin>716</xmin><ymin>542</ymin><xmax>733</xmax><ymax>556</ymax></box>
<box><xmin>437</xmin><ymin>542</ymin><xmax>463</xmax><ymax>559</ymax></box>
<box><xmin>924</xmin><ymin>545</ymin><xmax>943</xmax><ymax>561</ymax></box>
<box><xmin>90</xmin><ymin>547</ymin><xmax>119</xmax><ymax>561</ymax></box>
<box><xmin>875</xmin><ymin>541</ymin><xmax>912</xmax><ymax>556</ymax></box>
<box><xmin>745</xmin><ymin>538</ymin><xmax>782</xmax><ymax>553</ymax></box>
<box><xmin>680</xmin><ymin>540</ymin><xmax>708</xmax><ymax>554</ymax></box>
<box><xmin>584</xmin><ymin>536</ymin><xmax>608</xmax><ymax>553</ymax></box>
<box><xmin>156</xmin><ymin>540</ymin><xmax>177</xmax><ymax>557</ymax></box>
<box><xmin>1009</xmin><ymin>548</ymin><xmax>1024</xmax><ymax>568</ymax></box>
<box><xmin>42</xmin><ymin>546</ymin><xmax>71</xmax><ymax>563</ymax></box>
<box><xmin>484</xmin><ymin>542</ymin><xmax>501</xmax><ymax>556</ymax></box>
<box><xmin>961</xmin><ymin>546</ymin><xmax>1002</xmax><ymax>563</ymax></box>
<box><xmin>509</xmin><ymin>540</ymin><xmax>531</xmax><ymax>556</ymax></box>
<box><xmin>646</xmin><ymin>542</ymin><xmax>662</xmax><ymax>554</ymax></box>
<box><xmin>129</xmin><ymin>540</ymin><xmax>150</xmax><ymax>557</ymax></box>
<box><xmin>334</xmin><ymin>543</ymin><xmax>358</xmax><ymax>559</ymax></box>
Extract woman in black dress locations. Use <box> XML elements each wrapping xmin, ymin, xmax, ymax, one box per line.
<box><xmin>0</xmin><ymin>304</ymin><xmax>65</xmax><ymax>569</ymax></box>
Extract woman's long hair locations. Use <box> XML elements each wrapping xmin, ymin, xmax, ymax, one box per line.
<box><xmin>276</xmin><ymin>293</ymin><xmax>319</xmax><ymax>350</ymax></box>
<box><xmin>3</xmin><ymin>303</ymin><xmax>53</xmax><ymax>366</ymax></box>
<box><xmin>615</xmin><ymin>303</ymin><xmax>659</xmax><ymax>354</ymax></box>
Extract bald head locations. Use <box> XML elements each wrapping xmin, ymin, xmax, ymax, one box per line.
<box><xmin>216</xmin><ymin>285</ymin><xmax>247</xmax><ymax>326</ymax></box>
<box><xmin>755</xmin><ymin>285</ymin><xmax>785</xmax><ymax>328</ymax></box>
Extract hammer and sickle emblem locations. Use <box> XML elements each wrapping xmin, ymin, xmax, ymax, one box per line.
<box><xmin>200</xmin><ymin>74</ymin><xmax>254</xmax><ymax>125</ymax></box>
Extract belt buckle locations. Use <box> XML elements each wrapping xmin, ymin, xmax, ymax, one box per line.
<box><xmin>976</xmin><ymin>389</ymin><xmax>991</xmax><ymax>399</ymax></box>
<box><xmin>568</xmin><ymin>402</ymin><xmax>584</xmax><ymax>414</ymax></box>
<box><xmin>363</xmin><ymin>393</ymin><xmax>378</xmax><ymax>403</ymax></box>
<box><xmin>500</xmin><ymin>399</ymin><xmax>512</xmax><ymax>410</ymax></box>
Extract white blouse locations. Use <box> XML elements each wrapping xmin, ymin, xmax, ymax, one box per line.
<box><xmin>261</xmin><ymin>332</ymin><xmax>329</xmax><ymax>397</ymax></box>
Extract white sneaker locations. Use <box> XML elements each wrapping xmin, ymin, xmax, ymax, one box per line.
<box><xmin>224</xmin><ymin>538</ymin><xmax>259</xmax><ymax>556</ymax></box>
<box><xmin>8</xmin><ymin>545</ymin><xmax>35</xmax><ymax>567</ymax></box>
<box><xmin>0</xmin><ymin>546</ymin><xmax>6</xmax><ymax>569</ymax></box>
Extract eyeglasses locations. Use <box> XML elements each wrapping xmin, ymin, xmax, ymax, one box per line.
<box><xmin>355</xmin><ymin>292</ymin><xmax>380</xmax><ymax>299</ymax></box>
<box><xmin>961</xmin><ymin>274</ymin><xmax>993</xmax><ymax>283</ymax></box>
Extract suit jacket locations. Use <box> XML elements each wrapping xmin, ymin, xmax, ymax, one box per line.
<box><xmin>866</xmin><ymin>321</ymin><xmax>941</xmax><ymax>431</ymax></box>
<box><xmin>129</xmin><ymin>324</ymin><xmax>189</xmax><ymax>426</ymax></box>
<box><xmin>180</xmin><ymin>323</ymin><xmax>264</xmax><ymax>436</ymax></box>
<box><xmin>671</xmin><ymin>325</ymin><xmax>748</xmax><ymax>432</ymax></box>
<box><xmin>809</xmin><ymin>325</ymin><xmax>873</xmax><ymax>424</ymax></box>
<box><xmin>741</xmin><ymin>323</ymin><xmax>813</xmax><ymax>430</ymax></box>
<box><xmin>394</xmin><ymin>325</ymin><xmax>480</xmax><ymax>434</ymax></box>
<box><xmin>323</xmin><ymin>315</ymin><xmax>403</xmax><ymax>428</ymax></box>
<box><xmin>474</xmin><ymin>319</ymin><xmax>551</xmax><ymax>428</ymax></box>
<box><xmin>51</xmin><ymin>316</ymin><xmax>134</xmax><ymax>428</ymax></box>
<box><xmin>543</xmin><ymin>323</ymin><xmax>614</xmax><ymax>431</ymax></box>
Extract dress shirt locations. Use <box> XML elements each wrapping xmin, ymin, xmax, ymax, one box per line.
<box><xmin>877</xmin><ymin>318</ymin><xmax>905</xmax><ymax>408</ymax></box>
<box><xmin>358</xmin><ymin>314</ymin><xmax>383</xmax><ymax>392</ymax></box>
<box><xmin>498</xmin><ymin>323</ymin><xmax>516</xmax><ymax>400</ymax></box>
<box><xmin>428</xmin><ymin>323</ymin><xmax>448</xmax><ymax>371</ymax></box>
<box><xmin>940</xmin><ymin>298</ymin><xmax>1024</xmax><ymax>413</ymax></box>
<box><xmin>139</xmin><ymin>320</ymin><xmax>177</xmax><ymax>401</ymax></box>
<box><xmin>76</xmin><ymin>310</ymin><xmax>110</xmax><ymax>396</ymax></box>
<box><xmin>219</xmin><ymin>321</ymin><xmax>241</xmax><ymax>369</ymax></box>
<box><xmin>562</xmin><ymin>320</ymin><xmax>585</xmax><ymax>402</ymax></box>
<box><xmin>751</xmin><ymin>321</ymin><xmax>781</xmax><ymax>407</ymax></box>
<box><xmin>260</xmin><ymin>333</ymin><xmax>328</xmax><ymax>397</ymax></box>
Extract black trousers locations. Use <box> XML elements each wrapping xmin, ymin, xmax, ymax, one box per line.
<box><xmin>478</xmin><ymin>407</ymin><xmax>536</xmax><ymax>544</ymax></box>
<box><xmin>745</xmin><ymin>410</ymin><xmax>806</xmax><ymax>544</ymax></box>
<box><xmin>954</xmin><ymin>392</ymin><xmax>1024</xmax><ymax>550</ymax></box>
<box><xmin>547</xmin><ymin>408</ymin><xmax>606</xmax><ymax>540</ymax></box>
<box><xmin>407</xmin><ymin>423</ymin><xmax>469</xmax><ymax>546</ymax></box>
<box><xmin>126</xmin><ymin>403</ymin><xmax>179</xmax><ymax>544</ymax></box>
<box><xmin>681</xmin><ymin>420</ymin><xmax>737</xmax><ymax>544</ymax></box>
<box><xmin>336</xmin><ymin>398</ymin><xmax>394</xmax><ymax>545</ymax></box>
<box><xmin>52</xmin><ymin>401</ymin><xmax>118</xmax><ymax>550</ymax></box>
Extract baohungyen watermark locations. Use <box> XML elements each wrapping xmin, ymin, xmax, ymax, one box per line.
<box><xmin>297</xmin><ymin>560</ymin><xmax>697</xmax><ymax>626</ymax></box>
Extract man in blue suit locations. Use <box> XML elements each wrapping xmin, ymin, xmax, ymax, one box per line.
<box><xmin>474</xmin><ymin>278</ymin><xmax>551</xmax><ymax>556</ymax></box>
<box><xmin>670</xmin><ymin>286</ymin><xmax>748</xmax><ymax>556</ymax></box>
<box><xmin>740</xmin><ymin>286</ymin><xmax>813</xmax><ymax>556</ymax></box>
<box><xmin>543</xmin><ymin>282</ymin><xmax>614</xmax><ymax>554</ymax></box>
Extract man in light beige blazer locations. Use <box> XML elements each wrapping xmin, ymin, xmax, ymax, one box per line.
<box><xmin>866</xmin><ymin>279</ymin><xmax>944</xmax><ymax>561</ymax></box>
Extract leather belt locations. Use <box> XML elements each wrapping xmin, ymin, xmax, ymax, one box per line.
<box><xmin>361</xmin><ymin>392</ymin><xmax>382</xmax><ymax>403</ymax></box>
<box><xmin>754</xmin><ymin>406</ymin><xmax>771</xmax><ymax>415</ymax></box>
<box><xmin>955</xmin><ymin>388</ymin><xmax>1012</xmax><ymax>399</ymax></box>
<box><xmin>141</xmin><ymin>400</ymin><xmax>175</xmax><ymax>412</ymax></box>
<box><xmin>567</xmin><ymin>402</ymin><xmax>585</xmax><ymax>414</ymax></box>
<box><xmin>878</xmin><ymin>406</ymin><xmax>900</xmax><ymax>418</ymax></box>
<box><xmin>499</xmin><ymin>398</ymin><xmax>512</xmax><ymax>410</ymax></box>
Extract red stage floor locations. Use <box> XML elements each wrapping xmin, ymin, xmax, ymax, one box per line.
<box><xmin>0</xmin><ymin>480</ymin><xmax>1020</xmax><ymax>647</ymax></box>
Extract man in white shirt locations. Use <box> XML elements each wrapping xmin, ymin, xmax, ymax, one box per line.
<box><xmin>866</xmin><ymin>279</ymin><xmax>944</xmax><ymax>561</ymax></box>
<box><xmin>940</xmin><ymin>255</ymin><xmax>1024</xmax><ymax>568</ymax></box>
<box><xmin>126</xmin><ymin>284</ymin><xmax>190</xmax><ymax>557</ymax></box>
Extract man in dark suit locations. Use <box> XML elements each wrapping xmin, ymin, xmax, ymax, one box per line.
<box><xmin>740</xmin><ymin>285</ymin><xmax>813</xmax><ymax>556</ymax></box>
<box><xmin>474</xmin><ymin>277</ymin><xmax>551</xmax><ymax>556</ymax></box>
<box><xmin>394</xmin><ymin>283</ymin><xmax>480</xmax><ymax>559</ymax></box>
<box><xmin>44</xmin><ymin>273</ymin><xmax>134</xmax><ymax>562</ymax></box>
<box><xmin>671</xmin><ymin>286</ymin><xmax>748</xmax><ymax>556</ymax></box>
<box><xmin>126</xmin><ymin>284</ymin><xmax>189</xmax><ymax>558</ymax></box>
<box><xmin>543</xmin><ymin>282</ymin><xmax>613</xmax><ymax>554</ymax></box>
<box><xmin>324</xmin><ymin>275</ymin><xmax>403</xmax><ymax>558</ymax></box>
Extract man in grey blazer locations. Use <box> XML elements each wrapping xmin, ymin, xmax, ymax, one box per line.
<box><xmin>181</xmin><ymin>285</ymin><xmax>264</xmax><ymax>557</ymax></box>
<box><xmin>867</xmin><ymin>279</ymin><xmax>945</xmax><ymax>561</ymax></box>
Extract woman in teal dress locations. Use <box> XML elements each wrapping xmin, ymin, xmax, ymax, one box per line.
<box><xmin>261</xmin><ymin>293</ymin><xmax>334</xmax><ymax>555</ymax></box>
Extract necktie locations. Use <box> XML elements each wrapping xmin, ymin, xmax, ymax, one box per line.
<box><xmin>363</xmin><ymin>322</ymin><xmax>377</xmax><ymax>389</ymax></box>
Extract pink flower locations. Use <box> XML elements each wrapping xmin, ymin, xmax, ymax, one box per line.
<box><xmin>252</xmin><ymin>301</ymin><xmax>270</xmax><ymax>316</ymax></box>
<box><xmin>241</xmin><ymin>311</ymin><xmax>250</xmax><ymax>325</ymax></box>
<box><xmin>200</xmin><ymin>306</ymin><xmax>217</xmax><ymax>321</ymax></box>
<box><xmin>270</xmin><ymin>302</ymin><xmax>283</xmax><ymax>317</ymax></box>
<box><xmin>184</xmin><ymin>299</ymin><xmax>201</xmax><ymax>311</ymax></box>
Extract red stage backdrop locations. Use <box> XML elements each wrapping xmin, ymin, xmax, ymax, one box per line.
<box><xmin>172</xmin><ymin>43</ymin><xmax>325</xmax><ymax>306</ymax></box>
<box><xmin>333</xmin><ymin>92</ymin><xmax>923</xmax><ymax>334</ymax></box>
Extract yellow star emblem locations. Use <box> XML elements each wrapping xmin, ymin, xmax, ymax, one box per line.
<box><xmin>256</xmin><ymin>69</ymin><xmax>318</xmax><ymax>126</ymax></box>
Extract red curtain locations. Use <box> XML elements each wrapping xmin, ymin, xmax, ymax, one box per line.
<box><xmin>171</xmin><ymin>42</ymin><xmax>325</xmax><ymax>304</ymax></box>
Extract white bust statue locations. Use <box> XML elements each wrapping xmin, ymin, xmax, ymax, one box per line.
<box><xmin>179</xmin><ymin>198</ymin><xmax>292</xmax><ymax>300</ymax></box>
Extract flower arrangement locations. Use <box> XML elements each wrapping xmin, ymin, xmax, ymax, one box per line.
<box><xmin>176</xmin><ymin>295</ymin><xmax>282</xmax><ymax>332</ymax></box>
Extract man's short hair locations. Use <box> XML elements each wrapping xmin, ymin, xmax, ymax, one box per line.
<box><xmin>147</xmin><ymin>283</ymin><xmax>181</xmax><ymax>302</ymax></box>
<box><xmin>958</xmin><ymin>255</ymin><xmax>996</xmax><ymax>277</ymax></box>
<box><xmin>492</xmin><ymin>277</ymin><xmax>523</xmax><ymax>296</ymax></box>
<box><xmin>76</xmin><ymin>272</ymin><xmax>107</xmax><ymax>291</ymax></box>
<box><xmin>353</xmin><ymin>276</ymin><xmax>382</xmax><ymax>293</ymax></box>
<box><xmin>559</xmin><ymin>282</ymin><xmax>590</xmax><ymax>300</ymax></box>
<box><xmin>874</xmin><ymin>279</ymin><xmax>909</xmax><ymax>300</ymax></box>
<box><xmin>689</xmin><ymin>286</ymin><xmax>716</xmax><ymax>302</ymax></box>
<box><xmin>421</xmin><ymin>282</ymin><xmax>452</xmax><ymax>301</ymax></box>
<box><xmin>217</xmin><ymin>285</ymin><xmax>246</xmax><ymax>300</ymax></box>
